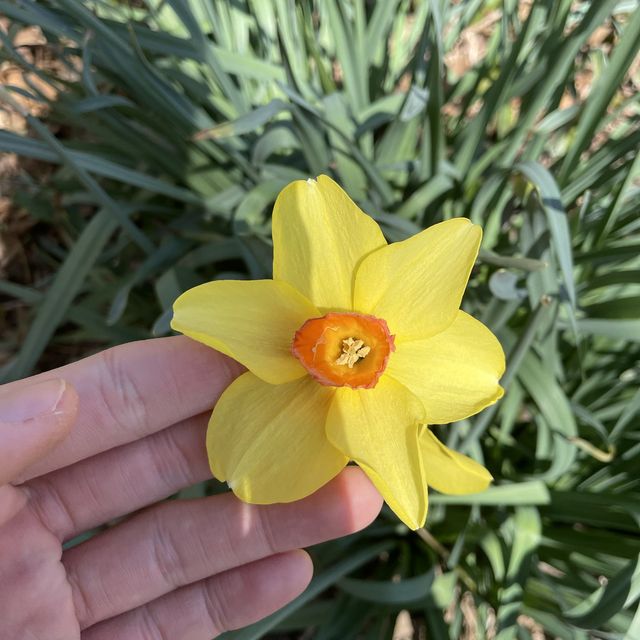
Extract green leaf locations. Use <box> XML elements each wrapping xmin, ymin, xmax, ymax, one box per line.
<box><xmin>558</xmin><ymin>8</ymin><xmax>640</xmax><ymax>184</ymax></box>
<box><xmin>625</xmin><ymin>600</ymin><xmax>640</xmax><ymax>640</ymax></box>
<box><xmin>564</xmin><ymin>556</ymin><xmax>640</xmax><ymax>628</ymax></box>
<box><xmin>517</xmin><ymin>351</ymin><xmax>578</xmax><ymax>479</ymax></box>
<box><xmin>324</xmin><ymin>0</ymin><xmax>368</xmax><ymax>113</ymax></box>
<box><xmin>0</xmin><ymin>280</ymin><xmax>42</xmax><ymax>304</ymax></box>
<box><xmin>573</xmin><ymin>319</ymin><xmax>640</xmax><ymax>342</ymax></box>
<box><xmin>70</xmin><ymin>95</ymin><xmax>134</xmax><ymax>113</ymax></box>
<box><xmin>430</xmin><ymin>481</ymin><xmax>551</xmax><ymax>506</ymax></box>
<box><xmin>514</xmin><ymin>161</ymin><xmax>576</xmax><ymax>308</ymax></box>
<box><xmin>2</xmin><ymin>209</ymin><xmax>119</xmax><ymax>382</ymax></box>
<box><xmin>395</xmin><ymin>175</ymin><xmax>453</xmax><ymax>220</ymax></box>
<box><xmin>196</xmin><ymin>100</ymin><xmax>290</xmax><ymax>140</ymax></box>
<box><xmin>479</xmin><ymin>251</ymin><xmax>548</xmax><ymax>272</ymax></box>
<box><xmin>0</xmin><ymin>131</ymin><xmax>203</xmax><ymax>204</ymax></box>
<box><xmin>496</xmin><ymin>508</ymin><xmax>542</xmax><ymax>634</ymax></box>
<box><xmin>583</xmin><ymin>296</ymin><xmax>640</xmax><ymax>320</ymax></box>
<box><xmin>338</xmin><ymin>569</ymin><xmax>435</xmax><ymax>605</ymax></box>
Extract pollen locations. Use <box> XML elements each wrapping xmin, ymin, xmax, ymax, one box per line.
<box><xmin>336</xmin><ymin>338</ymin><xmax>371</xmax><ymax>368</ymax></box>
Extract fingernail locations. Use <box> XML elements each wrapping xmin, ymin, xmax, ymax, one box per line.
<box><xmin>0</xmin><ymin>379</ymin><xmax>67</xmax><ymax>423</ymax></box>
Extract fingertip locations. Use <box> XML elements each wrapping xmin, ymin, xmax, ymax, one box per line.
<box><xmin>258</xmin><ymin>549</ymin><xmax>313</xmax><ymax>608</ymax></box>
<box><xmin>54</xmin><ymin>379</ymin><xmax>80</xmax><ymax>435</ymax></box>
<box><xmin>285</xmin><ymin>548</ymin><xmax>314</xmax><ymax>592</ymax></box>
<box><xmin>1</xmin><ymin>378</ymin><xmax>79</xmax><ymax>485</ymax></box>
<box><xmin>220</xmin><ymin>550</ymin><xmax>313</xmax><ymax>632</ymax></box>
<box><xmin>338</xmin><ymin>466</ymin><xmax>384</xmax><ymax>532</ymax></box>
<box><xmin>26</xmin><ymin>378</ymin><xmax>79</xmax><ymax>452</ymax></box>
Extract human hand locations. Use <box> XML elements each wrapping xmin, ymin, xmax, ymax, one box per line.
<box><xmin>0</xmin><ymin>337</ymin><xmax>382</xmax><ymax>640</ymax></box>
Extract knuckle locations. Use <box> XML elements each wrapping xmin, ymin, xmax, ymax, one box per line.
<box><xmin>26</xmin><ymin>479</ymin><xmax>77</xmax><ymax>542</ymax></box>
<box><xmin>96</xmin><ymin>347</ymin><xmax>148</xmax><ymax>434</ymax></box>
<box><xmin>139</xmin><ymin>607</ymin><xmax>171</xmax><ymax>640</ymax></box>
<box><xmin>202</xmin><ymin>577</ymin><xmax>234</xmax><ymax>635</ymax></box>
<box><xmin>149</xmin><ymin>509</ymin><xmax>186</xmax><ymax>589</ymax></box>
<box><xmin>64</xmin><ymin>565</ymin><xmax>94</xmax><ymax>629</ymax></box>
<box><xmin>256</xmin><ymin>507</ymin><xmax>280</xmax><ymax>556</ymax></box>
<box><xmin>146</xmin><ymin>426</ymin><xmax>195</xmax><ymax>491</ymax></box>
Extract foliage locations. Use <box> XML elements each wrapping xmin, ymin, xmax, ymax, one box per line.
<box><xmin>1</xmin><ymin>0</ymin><xmax>640</xmax><ymax>637</ymax></box>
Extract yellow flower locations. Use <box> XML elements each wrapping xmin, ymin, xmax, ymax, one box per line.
<box><xmin>171</xmin><ymin>175</ymin><xmax>505</xmax><ymax>529</ymax></box>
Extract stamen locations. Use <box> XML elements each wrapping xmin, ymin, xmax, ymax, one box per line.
<box><xmin>336</xmin><ymin>337</ymin><xmax>371</xmax><ymax>368</ymax></box>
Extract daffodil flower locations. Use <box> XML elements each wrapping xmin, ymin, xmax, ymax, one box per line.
<box><xmin>171</xmin><ymin>176</ymin><xmax>505</xmax><ymax>529</ymax></box>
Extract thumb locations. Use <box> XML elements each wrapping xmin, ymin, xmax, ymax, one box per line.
<box><xmin>0</xmin><ymin>378</ymin><xmax>78</xmax><ymax>486</ymax></box>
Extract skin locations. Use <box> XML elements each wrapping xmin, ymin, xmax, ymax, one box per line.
<box><xmin>0</xmin><ymin>336</ymin><xmax>383</xmax><ymax>640</ymax></box>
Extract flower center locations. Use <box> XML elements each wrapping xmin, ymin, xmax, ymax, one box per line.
<box><xmin>336</xmin><ymin>337</ymin><xmax>371</xmax><ymax>368</ymax></box>
<box><xmin>291</xmin><ymin>312</ymin><xmax>395</xmax><ymax>389</ymax></box>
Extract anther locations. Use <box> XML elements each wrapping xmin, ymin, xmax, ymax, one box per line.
<box><xmin>336</xmin><ymin>337</ymin><xmax>371</xmax><ymax>368</ymax></box>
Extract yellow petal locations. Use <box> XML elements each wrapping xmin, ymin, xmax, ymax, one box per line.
<box><xmin>208</xmin><ymin>372</ymin><xmax>348</xmax><ymax>503</ymax></box>
<box><xmin>420</xmin><ymin>428</ymin><xmax>493</xmax><ymax>494</ymax></box>
<box><xmin>171</xmin><ymin>279</ymin><xmax>318</xmax><ymax>384</ymax></box>
<box><xmin>326</xmin><ymin>377</ymin><xmax>427</xmax><ymax>529</ymax></box>
<box><xmin>272</xmin><ymin>175</ymin><xmax>387</xmax><ymax>310</ymax></box>
<box><xmin>387</xmin><ymin>311</ymin><xmax>505</xmax><ymax>424</ymax></box>
<box><xmin>354</xmin><ymin>218</ymin><xmax>482</xmax><ymax>341</ymax></box>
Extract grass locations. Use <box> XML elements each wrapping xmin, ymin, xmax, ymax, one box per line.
<box><xmin>1</xmin><ymin>0</ymin><xmax>640</xmax><ymax>638</ymax></box>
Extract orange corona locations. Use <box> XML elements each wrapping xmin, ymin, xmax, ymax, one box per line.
<box><xmin>291</xmin><ymin>312</ymin><xmax>395</xmax><ymax>389</ymax></box>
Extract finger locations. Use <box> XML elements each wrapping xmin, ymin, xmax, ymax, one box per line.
<box><xmin>26</xmin><ymin>413</ymin><xmax>211</xmax><ymax>541</ymax></box>
<box><xmin>64</xmin><ymin>467</ymin><xmax>382</xmax><ymax>629</ymax></box>
<box><xmin>10</xmin><ymin>336</ymin><xmax>243</xmax><ymax>482</ymax></box>
<box><xmin>82</xmin><ymin>550</ymin><xmax>312</xmax><ymax>640</ymax></box>
<box><xmin>0</xmin><ymin>379</ymin><xmax>78</xmax><ymax>487</ymax></box>
<box><xmin>0</xmin><ymin>485</ymin><xmax>27</xmax><ymax>528</ymax></box>
<box><xmin>0</xmin><ymin>507</ymin><xmax>81</xmax><ymax>640</ymax></box>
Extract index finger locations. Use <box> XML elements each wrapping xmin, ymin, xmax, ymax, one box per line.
<box><xmin>9</xmin><ymin>336</ymin><xmax>242</xmax><ymax>481</ymax></box>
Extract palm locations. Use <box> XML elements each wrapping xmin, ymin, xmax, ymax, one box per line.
<box><xmin>0</xmin><ymin>337</ymin><xmax>381</xmax><ymax>640</ymax></box>
<box><xmin>0</xmin><ymin>510</ymin><xmax>79</xmax><ymax>639</ymax></box>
